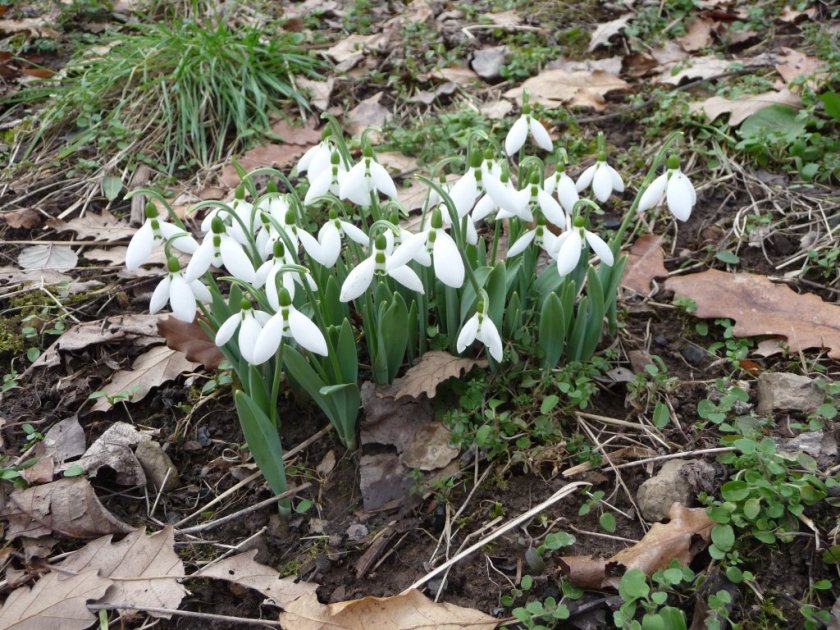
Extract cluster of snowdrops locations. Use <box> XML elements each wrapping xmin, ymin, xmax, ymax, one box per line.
<box><xmin>125</xmin><ymin>105</ymin><xmax>695</xmax><ymax>511</ymax></box>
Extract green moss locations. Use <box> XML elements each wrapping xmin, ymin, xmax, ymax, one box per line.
<box><xmin>0</xmin><ymin>319</ymin><xmax>25</xmax><ymax>356</ymax></box>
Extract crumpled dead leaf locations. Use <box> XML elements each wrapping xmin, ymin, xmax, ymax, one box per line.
<box><xmin>42</xmin><ymin>417</ymin><xmax>87</xmax><ymax>466</ymax></box>
<box><xmin>505</xmin><ymin>69</ymin><xmax>629</xmax><ymax>111</ymax></box>
<box><xmin>297</xmin><ymin>76</ymin><xmax>334</xmax><ymax>111</ymax></box>
<box><xmin>1</xmin><ymin>208</ymin><xmax>42</xmax><ymax>229</ymax></box>
<box><xmin>665</xmin><ymin>269</ymin><xmax>840</xmax><ymax>359</ymax></box>
<box><xmin>91</xmin><ymin>345</ymin><xmax>200</xmax><ymax>412</ymax></box>
<box><xmin>51</xmin><ymin>209</ymin><xmax>135</xmax><ymax>243</ymax></box>
<box><xmin>279</xmin><ymin>587</ymin><xmax>498</xmax><ymax>629</ymax></box>
<box><xmin>62</xmin><ymin>422</ymin><xmax>150</xmax><ymax>486</ymax></box>
<box><xmin>656</xmin><ymin>55</ymin><xmax>733</xmax><ymax>85</ymax></box>
<box><xmin>17</xmin><ymin>244</ymin><xmax>78</xmax><ymax>271</ymax></box>
<box><xmin>773</xmin><ymin>47</ymin><xmax>827</xmax><ymax>88</ymax></box>
<box><xmin>221</xmin><ymin>142</ymin><xmax>313</xmax><ymax>188</ymax></box>
<box><xmin>58</xmin><ymin>526</ymin><xmax>187</xmax><ymax>617</ymax></box>
<box><xmin>2</xmin><ymin>477</ymin><xmax>134</xmax><ymax>540</ymax></box>
<box><xmin>158</xmin><ymin>317</ymin><xmax>224</xmax><ymax>369</ymax></box>
<box><xmin>560</xmin><ymin>504</ymin><xmax>713</xmax><ymax>589</ymax></box>
<box><xmin>621</xmin><ymin>235</ymin><xmax>668</xmax><ymax>295</ymax></box>
<box><xmin>349</xmin><ymin>91</ymin><xmax>392</xmax><ymax>137</ymax></box>
<box><xmin>196</xmin><ymin>549</ymin><xmax>317</xmax><ymax>608</ymax></box>
<box><xmin>394</xmin><ymin>351</ymin><xmax>487</xmax><ymax>399</ymax></box>
<box><xmin>676</xmin><ymin>17</ymin><xmax>715</xmax><ymax>52</ymax></box>
<box><xmin>588</xmin><ymin>14</ymin><xmax>631</xmax><ymax>52</ymax></box>
<box><xmin>0</xmin><ymin>569</ymin><xmax>111</xmax><ymax>630</ymax></box>
<box><xmin>0</xmin><ymin>17</ymin><xmax>59</xmax><ymax>38</ymax></box>
<box><xmin>689</xmin><ymin>88</ymin><xmax>802</xmax><ymax>126</ymax></box>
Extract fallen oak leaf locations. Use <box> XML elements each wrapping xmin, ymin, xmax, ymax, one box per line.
<box><xmin>665</xmin><ymin>269</ymin><xmax>840</xmax><ymax>359</ymax></box>
<box><xmin>220</xmin><ymin>143</ymin><xmax>312</xmax><ymax>188</ymax></box>
<box><xmin>1</xmin><ymin>477</ymin><xmax>134</xmax><ymax>540</ymax></box>
<box><xmin>621</xmin><ymin>235</ymin><xmax>668</xmax><ymax>294</ymax></box>
<box><xmin>394</xmin><ymin>351</ymin><xmax>487</xmax><ymax>399</ymax></box>
<box><xmin>158</xmin><ymin>316</ymin><xmax>224</xmax><ymax>369</ymax></box>
<box><xmin>61</xmin><ymin>422</ymin><xmax>149</xmax><ymax>486</ymax></box>
<box><xmin>689</xmin><ymin>89</ymin><xmax>802</xmax><ymax>126</ymax></box>
<box><xmin>505</xmin><ymin>69</ymin><xmax>629</xmax><ymax>111</ymax></box>
<box><xmin>279</xmin><ymin>587</ymin><xmax>498</xmax><ymax>630</ymax></box>
<box><xmin>587</xmin><ymin>14</ymin><xmax>632</xmax><ymax>52</ymax></box>
<box><xmin>773</xmin><ymin>47</ymin><xmax>827</xmax><ymax>88</ymax></box>
<box><xmin>17</xmin><ymin>244</ymin><xmax>78</xmax><ymax>271</ymax></box>
<box><xmin>1</xmin><ymin>208</ymin><xmax>42</xmax><ymax>229</ymax></box>
<box><xmin>51</xmin><ymin>209</ymin><xmax>136</xmax><ymax>242</ymax></box>
<box><xmin>58</xmin><ymin>526</ymin><xmax>187</xmax><ymax>618</ymax></box>
<box><xmin>676</xmin><ymin>17</ymin><xmax>716</xmax><ymax>52</ymax></box>
<box><xmin>0</xmin><ymin>569</ymin><xmax>111</xmax><ymax>630</ymax></box>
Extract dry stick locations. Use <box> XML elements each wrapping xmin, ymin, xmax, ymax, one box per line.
<box><xmin>92</xmin><ymin>603</ymin><xmax>282</xmax><ymax>628</ymax></box>
<box><xmin>576</xmin><ymin>411</ymin><xmax>669</xmax><ymax>450</ymax></box>
<box><xmin>611</xmin><ymin>447</ymin><xmax>736</xmax><ymax>470</ymax></box>
<box><xmin>175</xmin><ymin>483</ymin><xmax>311</xmax><ymax>536</ymax></box>
<box><xmin>174</xmin><ymin>424</ymin><xmax>332</xmax><ymax>527</ymax></box>
<box><xmin>405</xmin><ymin>481</ymin><xmax>590</xmax><ymax>593</ymax></box>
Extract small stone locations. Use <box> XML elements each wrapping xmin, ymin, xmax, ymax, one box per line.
<box><xmin>757</xmin><ymin>372</ymin><xmax>825</xmax><ymax>414</ymax></box>
<box><xmin>309</xmin><ymin>518</ymin><xmax>328</xmax><ymax>535</ymax></box>
<box><xmin>346</xmin><ymin>523</ymin><xmax>369</xmax><ymax>542</ymax></box>
<box><xmin>470</xmin><ymin>46</ymin><xmax>508</xmax><ymax>81</ymax></box>
<box><xmin>135</xmin><ymin>440</ymin><xmax>179</xmax><ymax>492</ymax></box>
<box><xmin>636</xmin><ymin>459</ymin><xmax>714</xmax><ymax>521</ymax></box>
<box><xmin>197</xmin><ymin>426</ymin><xmax>212</xmax><ymax>447</ymax></box>
<box><xmin>778</xmin><ymin>431</ymin><xmax>838</xmax><ymax>468</ymax></box>
<box><xmin>653</xmin><ymin>334</ymin><xmax>668</xmax><ymax>346</ymax></box>
<box><xmin>680</xmin><ymin>345</ymin><xmax>705</xmax><ymax>366</ymax></box>
<box><xmin>314</xmin><ymin>553</ymin><xmax>332</xmax><ymax>573</ymax></box>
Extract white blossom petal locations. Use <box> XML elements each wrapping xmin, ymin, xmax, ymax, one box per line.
<box><xmin>433</xmin><ymin>232</ymin><xmax>465</xmax><ymax>288</ymax></box>
<box><xmin>190</xmin><ymin>280</ymin><xmax>212</xmax><ymax>303</ymax></box>
<box><xmin>576</xmin><ymin>164</ymin><xmax>597</xmax><ymax>192</ymax></box>
<box><xmin>339</xmin><ymin>162</ymin><xmax>371</xmax><ymax>206</ymax></box>
<box><xmin>507</xmin><ymin>230</ymin><xmax>535</xmax><ymax>258</ymax></box>
<box><xmin>555</xmin><ymin>230</ymin><xmax>582</xmax><ymax>277</ymax></box>
<box><xmin>317</xmin><ymin>223</ymin><xmax>342</xmax><ymax>268</ymax></box>
<box><xmin>449</xmin><ymin>170</ymin><xmax>478</xmax><ymax>217</ymax></box>
<box><xmin>340</xmin><ymin>256</ymin><xmax>376</xmax><ymax>302</ymax></box>
<box><xmin>387</xmin><ymin>265</ymin><xmax>424</xmax><ymax>293</ymax></box>
<box><xmin>476</xmin><ymin>317</ymin><xmax>503</xmax><ymax>361</ymax></box>
<box><xmin>637</xmin><ymin>173</ymin><xmax>668</xmax><ymax>212</ymax></box>
<box><xmin>288</xmin><ymin>308</ymin><xmax>328</xmax><ymax>356</ymax></box>
<box><xmin>666</xmin><ymin>173</ymin><xmax>695</xmax><ymax>221</ymax></box>
<box><xmin>529</xmin><ymin>118</ymin><xmax>554</xmax><ymax>152</ymax></box>
<box><xmin>388</xmin><ymin>232</ymin><xmax>425</xmax><ymax>270</ymax></box>
<box><xmin>584</xmin><ymin>230</ymin><xmax>614</xmax><ymax>266</ymax></box>
<box><xmin>369</xmin><ymin>161</ymin><xmax>398</xmax><ymax>198</ymax></box>
<box><xmin>238</xmin><ymin>316</ymin><xmax>262</xmax><ymax>364</ymax></box>
<box><xmin>304</xmin><ymin>171</ymin><xmax>333</xmax><ymax>205</ymax></box>
<box><xmin>184</xmin><ymin>239</ymin><xmax>214</xmax><ymax>282</ymax></box>
<box><xmin>554</xmin><ymin>173</ymin><xmax>579</xmax><ymax>215</ymax></box>
<box><xmin>169</xmin><ymin>275</ymin><xmax>197</xmax><ymax>322</ymax></box>
<box><xmin>607</xmin><ymin>164</ymin><xmax>625</xmax><ymax>193</ymax></box>
<box><xmin>215</xmin><ymin>313</ymin><xmax>241</xmax><ymax>346</ymax></box>
<box><xmin>592</xmin><ymin>164</ymin><xmax>613</xmax><ymax>202</ymax></box>
<box><xmin>538</xmin><ymin>190</ymin><xmax>566</xmax><ymax>228</ymax></box>
<box><xmin>505</xmin><ymin>116</ymin><xmax>529</xmax><ymax>156</ymax></box>
<box><xmin>340</xmin><ymin>221</ymin><xmax>369</xmax><ymax>245</ymax></box>
<box><xmin>456</xmin><ymin>314</ymin><xmax>480</xmax><ymax>352</ymax></box>
<box><xmin>220</xmin><ymin>238</ymin><xmax>256</xmax><ymax>283</ymax></box>
<box><xmin>125</xmin><ymin>221</ymin><xmax>155</xmax><ymax>270</ymax></box>
<box><xmin>251</xmin><ymin>313</ymin><xmax>283</xmax><ymax>365</ymax></box>
<box><xmin>149</xmin><ymin>275</ymin><xmax>171</xmax><ymax>314</ymax></box>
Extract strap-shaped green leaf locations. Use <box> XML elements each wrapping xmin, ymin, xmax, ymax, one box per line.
<box><xmin>539</xmin><ymin>291</ymin><xmax>565</xmax><ymax>368</ymax></box>
<box><xmin>486</xmin><ymin>260</ymin><xmax>506</xmax><ymax>328</ymax></box>
<box><xmin>581</xmin><ymin>267</ymin><xmax>606</xmax><ymax>360</ymax></box>
<box><xmin>380</xmin><ymin>292</ymin><xmax>408</xmax><ymax>383</ymax></box>
<box><xmin>319</xmin><ymin>383</ymin><xmax>360</xmax><ymax>450</ymax></box>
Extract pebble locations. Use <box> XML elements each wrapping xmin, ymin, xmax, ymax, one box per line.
<box><xmin>680</xmin><ymin>345</ymin><xmax>705</xmax><ymax>366</ymax></box>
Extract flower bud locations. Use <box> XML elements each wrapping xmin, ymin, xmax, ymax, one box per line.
<box><xmin>666</xmin><ymin>154</ymin><xmax>680</xmax><ymax>170</ymax></box>
<box><xmin>240</xmin><ymin>298</ymin><xmax>252</xmax><ymax>311</ymax></box>
<box><xmin>273</xmin><ymin>240</ymin><xmax>286</xmax><ymax>258</ymax></box>
<box><xmin>431</xmin><ymin>208</ymin><xmax>444</xmax><ymax>229</ymax></box>
<box><xmin>374</xmin><ymin>234</ymin><xmax>387</xmax><ymax>250</ymax></box>
<box><xmin>235</xmin><ymin>186</ymin><xmax>245</xmax><ymax>200</ymax></box>
<box><xmin>167</xmin><ymin>257</ymin><xmax>181</xmax><ymax>273</ymax></box>
<box><xmin>211</xmin><ymin>217</ymin><xmax>225</xmax><ymax>234</ymax></box>
<box><xmin>144</xmin><ymin>202</ymin><xmax>159</xmax><ymax>219</ymax></box>
<box><xmin>278</xmin><ymin>288</ymin><xmax>292</xmax><ymax>307</ymax></box>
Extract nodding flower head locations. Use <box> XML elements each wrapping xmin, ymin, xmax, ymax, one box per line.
<box><xmin>637</xmin><ymin>155</ymin><xmax>697</xmax><ymax>222</ymax></box>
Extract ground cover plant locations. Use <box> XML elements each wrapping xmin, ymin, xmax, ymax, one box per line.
<box><xmin>0</xmin><ymin>0</ymin><xmax>838</xmax><ymax>628</ymax></box>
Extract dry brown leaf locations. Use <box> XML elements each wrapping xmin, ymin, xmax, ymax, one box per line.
<box><xmin>676</xmin><ymin>17</ymin><xmax>715</xmax><ymax>52</ymax></box>
<box><xmin>33</xmin><ymin>314</ymin><xmax>163</xmax><ymax>369</ymax></box>
<box><xmin>621</xmin><ymin>235</ymin><xmax>668</xmax><ymax>294</ymax></box>
<box><xmin>665</xmin><ymin>269</ymin><xmax>840</xmax><ymax>359</ymax></box>
<box><xmin>279</xmin><ymin>587</ymin><xmax>498</xmax><ymax>629</ymax></box>
<box><xmin>588</xmin><ymin>14</ymin><xmax>631</xmax><ymax>52</ymax></box>
<box><xmin>91</xmin><ymin>345</ymin><xmax>200</xmax><ymax>412</ymax></box>
<box><xmin>557</xmin><ymin>556</ymin><xmax>606</xmax><ymax>590</ymax></box>
<box><xmin>657</xmin><ymin>55</ymin><xmax>732</xmax><ymax>85</ymax></box>
<box><xmin>479</xmin><ymin>99</ymin><xmax>514</xmax><ymax>119</ymax></box>
<box><xmin>158</xmin><ymin>316</ymin><xmax>224</xmax><ymax>369</ymax></box>
<box><xmin>504</xmin><ymin>69</ymin><xmax>629</xmax><ymax>111</ymax></box>
<box><xmin>43</xmin><ymin>417</ymin><xmax>87</xmax><ymax>465</ymax></box>
<box><xmin>548</xmin><ymin>56</ymin><xmax>623</xmax><ymax>75</ymax></box>
<box><xmin>52</xmin><ymin>209</ymin><xmax>135</xmax><ymax>242</ymax></box>
<box><xmin>0</xmin><ymin>266</ymin><xmax>74</xmax><ymax>287</ymax></box>
<box><xmin>59</xmin><ymin>526</ymin><xmax>187</xmax><ymax>617</ymax></box>
<box><xmin>394</xmin><ymin>351</ymin><xmax>488</xmax><ymax>399</ymax></box>
<box><xmin>326</xmin><ymin>33</ymin><xmax>389</xmax><ymax>70</ymax></box>
<box><xmin>18</xmin><ymin>244</ymin><xmax>78</xmax><ymax>271</ymax></box>
<box><xmin>2</xmin><ymin>477</ymin><xmax>134</xmax><ymax>540</ymax></box>
<box><xmin>19</xmin><ymin>443</ymin><xmax>55</xmax><ymax>485</ymax></box>
<box><xmin>689</xmin><ymin>89</ymin><xmax>802</xmax><ymax>126</ymax></box>
<box><xmin>377</xmin><ymin>152</ymin><xmax>418</xmax><ymax>175</ymax></box>
<box><xmin>485</xmin><ymin>9</ymin><xmax>521</xmax><ymax>27</ymax></box>
<box><xmin>196</xmin><ymin>549</ymin><xmax>318</xmax><ymax>608</ymax></box>
<box><xmin>774</xmin><ymin>47</ymin><xmax>826</xmax><ymax>87</ymax></box>
<box><xmin>349</xmin><ymin>91</ymin><xmax>392</xmax><ymax>137</ymax></box>
<box><xmin>66</xmin><ymin>422</ymin><xmax>149</xmax><ymax>486</ymax></box>
<box><xmin>0</xmin><ymin>569</ymin><xmax>111</xmax><ymax>630</ymax></box>
<box><xmin>0</xmin><ymin>17</ymin><xmax>59</xmax><ymax>38</ymax></box>
<box><xmin>779</xmin><ymin>6</ymin><xmax>817</xmax><ymax>23</ymax></box>
<box><xmin>297</xmin><ymin>76</ymin><xmax>334</xmax><ymax>111</ymax></box>
<box><xmin>221</xmin><ymin>143</ymin><xmax>312</xmax><ymax>188</ymax></box>
<box><xmin>1</xmin><ymin>208</ymin><xmax>41</xmax><ymax>229</ymax></box>
<box><xmin>432</xmin><ymin>66</ymin><xmax>480</xmax><ymax>86</ymax></box>
<box><xmin>270</xmin><ymin>119</ymin><xmax>321</xmax><ymax>145</ymax></box>
<box><xmin>605</xmin><ymin>504</ymin><xmax>713</xmax><ymax>587</ymax></box>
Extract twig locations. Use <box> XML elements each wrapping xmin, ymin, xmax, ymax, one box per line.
<box><xmin>405</xmin><ymin>481</ymin><xmax>589</xmax><ymax>592</ymax></box>
<box><xmin>611</xmin><ymin>447</ymin><xmax>736</xmax><ymax>469</ymax></box>
<box><xmin>91</xmin><ymin>603</ymin><xmax>282</xmax><ymax>627</ymax></box>
<box><xmin>175</xmin><ymin>483</ymin><xmax>311</xmax><ymax>535</ymax></box>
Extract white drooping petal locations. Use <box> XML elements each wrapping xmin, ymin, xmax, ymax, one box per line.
<box><xmin>340</xmin><ymin>220</ymin><xmax>369</xmax><ymax>245</ymax></box>
<box><xmin>529</xmin><ymin>118</ymin><xmax>554</xmax><ymax>152</ymax></box>
<box><xmin>304</xmin><ymin>171</ymin><xmax>333</xmax><ymax>205</ymax></box>
<box><xmin>449</xmin><ymin>170</ymin><xmax>478</xmax><ymax>217</ymax></box>
<box><xmin>538</xmin><ymin>190</ymin><xmax>566</xmax><ymax>228</ymax></box>
<box><xmin>215</xmin><ymin>313</ymin><xmax>241</xmax><ymax>346</ymax></box>
<box><xmin>190</xmin><ymin>280</ymin><xmax>212</xmax><ymax>303</ymax></box>
<box><xmin>584</xmin><ymin>230</ymin><xmax>614</xmax><ymax>266</ymax></box>
<box><xmin>576</xmin><ymin>164</ymin><xmax>597</xmax><ymax>192</ymax></box>
<box><xmin>169</xmin><ymin>275</ymin><xmax>197</xmax><ymax>322</ymax></box>
<box><xmin>220</xmin><ymin>238</ymin><xmax>255</xmax><ymax>283</ymax></box>
<box><xmin>254</xmin><ymin>260</ymin><xmax>272</xmax><ymax>289</ymax></box>
<box><xmin>465</xmin><ymin>218</ymin><xmax>479</xmax><ymax>245</ymax></box>
<box><xmin>507</xmin><ymin>230</ymin><xmax>535</xmax><ymax>258</ymax></box>
<box><xmin>505</xmin><ymin>116</ymin><xmax>529</xmax><ymax>156</ymax></box>
<box><xmin>184</xmin><ymin>239</ymin><xmax>214</xmax><ymax>282</ymax></box>
<box><xmin>475</xmin><ymin>317</ymin><xmax>503</xmax><ymax>361</ymax></box>
<box><xmin>317</xmin><ymin>223</ymin><xmax>342</xmax><ymax>268</ymax></box>
<box><xmin>666</xmin><ymin>172</ymin><xmax>695</xmax><ymax>221</ymax></box>
<box><xmin>554</xmin><ymin>173</ymin><xmax>579</xmax><ymax>215</ymax></box>
<box><xmin>340</xmin><ymin>256</ymin><xmax>376</xmax><ymax>302</ymax></box>
<box><xmin>298</xmin><ymin>230</ymin><xmax>327</xmax><ymax>267</ymax></box>
<box><xmin>158</xmin><ymin>221</ymin><xmax>199</xmax><ymax>255</ymax></box>
<box><xmin>592</xmin><ymin>164</ymin><xmax>613</xmax><ymax>202</ymax></box>
<box><xmin>541</xmin><ymin>230</ymin><xmax>558</xmax><ymax>256</ymax></box>
<box><xmin>369</xmin><ymin>161</ymin><xmax>398</xmax><ymax>198</ymax></box>
<box><xmin>339</xmin><ymin>162</ymin><xmax>371</xmax><ymax>206</ymax></box>
<box><xmin>456</xmin><ymin>314</ymin><xmax>480</xmax><ymax>352</ymax></box>
<box><xmin>481</xmin><ymin>176</ymin><xmax>512</xmax><ymax>216</ymax></box>
<box><xmin>388</xmin><ymin>265</ymin><xmax>424</xmax><ymax>293</ymax></box>
<box><xmin>125</xmin><ymin>221</ymin><xmax>155</xmax><ymax>270</ymax></box>
<box><xmin>297</xmin><ymin>142</ymin><xmax>326</xmax><ymax>174</ymax></box>
<box><xmin>149</xmin><ymin>275</ymin><xmax>171</xmax><ymax>313</ymax></box>
<box><xmin>433</xmin><ymin>232</ymin><xmax>465</xmax><ymax>288</ymax></box>
<box><xmin>288</xmin><ymin>308</ymin><xmax>328</xmax><ymax>356</ymax></box>
<box><xmin>637</xmin><ymin>173</ymin><xmax>668</xmax><ymax>212</ymax></box>
<box><xmin>607</xmin><ymin>164</ymin><xmax>625</xmax><ymax>193</ymax></box>
<box><xmin>251</xmin><ymin>313</ymin><xmax>283</xmax><ymax>365</ymax></box>
<box><xmin>388</xmin><ymin>232</ymin><xmax>425</xmax><ymax>270</ymax></box>
<box><xmin>472</xmin><ymin>194</ymin><xmax>496</xmax><ymax>222</ymax></box>
<box><xmin>555</xmin><ymin>230</ymin><xmax>583</xmax><ymax>277</ymax></box>
<box><xmin>200</xmin><ymin>208</ymin><xmax>221</xmax><ymax>234</ymax></box>
<box><xmin>254</xmin><ymin>310</ymin><xmax>272</xmax><ymax>327</ymax></box>
<box><xmin>238</xmin><ymin>316</ymin><xmax>262</xmax><ymax>364</ymax></box>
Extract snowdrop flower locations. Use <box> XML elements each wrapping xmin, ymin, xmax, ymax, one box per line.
<box><xmin>339</xmin><ymin>147</ymin><xmax>398</xmax><ymax>207</ymax></box>
<box><xmin>340</xmin><ymin>233</ymin><xmax>424</xmax><ymax>302</ymax></box>
<box><xmin>637</xmin><ymin>156</ymin><xmax>697</xmax><ymax>221</ymax></box>
<box><xmin>304</xmin><ymin>151</ymin><xmax>348</xmax><ymax>205</ymax></box>
<box><xmin>505</xmin><ymin>104</ymin><xmax>553</xmax><ymax>156</ymax></box>
<box><xmin>457</xmin><ymin>299</ymin><xmax>503</xmax><ymax>362</ymax></box>
<box><xmin>474</xmin><ymin>169</ymin><xmax>530</xmax><ymax>222</ymax></box>
<box><xmin>150</xmin><ymin>258</ymin><xmax>211</xmax><ymax>322</ymax></box>
<box><xmin>215</xmin><ymin>300</ymin><xmax>272</xmax><ymax>365</ymax></box>
<box><xmin>447</xmin><ymin>153</ymin><xmax>484</xmax><ymax>218</ymax></box>
<box><xmin>544</xmin><ymin>164</ymin><xmax>580</xmax><ymax>215</ymax></box>
<box><xmin>507</xmin><ymin>215</ymin><xmax>558</xmax><ymax>259</ymax></box>
<box><xmin>298</xmin><ymin>209</ymin><xmax>368</xmax><ymax>268</ymax></box>
<box><xmin>553</xmin><ymin>217</ymin><xmax>614</xmax><ymax>277</ymax></box>
<box><xmin>418</xmin><ymin>208</ymin><xmax>465</xmax><ymax>288</ymax></box>
<box><xmin>126</xmin><ymin>204</ymin><xmax>198</xmax><ymax>271</ymax></box>
<box><xmin>252</xmin><ymin>288</ymin><xmax>328</xmax><ymax>364</ymax></box>
<box><xmin>297</xmin><ymin>137</ymin><xmax>337</xmax><ymax>181</ymax></box>
<box><xmin>508</xmin><ymin>173</ymin><xmax>566</xmax><ymax>228</ymax></box>
<box><xmin>576</xmin><ymin>154</ymin><xmax>625</xmax><ymax>203</ymax></box>
<box><xmin>255</xmin><ymin>241</ymin><xmax>316</xmax><ymax>310</ymax></box>
<box><xmin>185</xmin><ymin>217</ymin><xmax>256</xmax><ymax>283</ymax></box>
